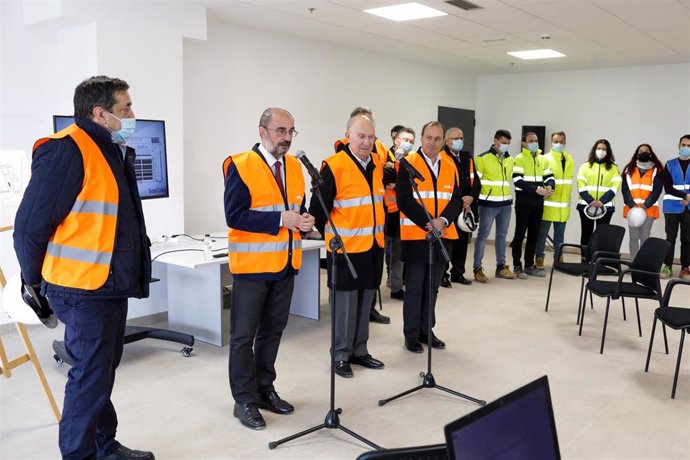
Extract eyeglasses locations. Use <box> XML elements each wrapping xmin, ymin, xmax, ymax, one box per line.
<box><xmin>263</xmin><ymin>127</ymin><xmax>298</xmax><ymax>138</ymax></box>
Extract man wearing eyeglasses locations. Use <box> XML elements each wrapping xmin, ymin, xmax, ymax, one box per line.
<box><xmin>223</xmin><ymin>107</ymin><xmax>314</xmax><ymax>430</ymax></box>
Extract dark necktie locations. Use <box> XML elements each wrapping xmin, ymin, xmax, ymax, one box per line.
<box><xmin>274</xmin><ymin>161</ymin><xmax>285</xmax><ymax>196</ymax></box>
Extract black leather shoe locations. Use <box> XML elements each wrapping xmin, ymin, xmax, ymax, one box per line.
<box><xmin>440</xmin><ymin>275</ymin><xmax>452</xmax><ymax>288</ymax></box>
<box><xmin>390</xmin><ymin>289</ymin><xmax>405</xmax><ymax>300</ymax></box>
<box><xmin>257</xmin><ymin>390</ymin><xmax>294</xmax><ymax>414</ymax></box>
<box><xmin>334</xmin><ymin>360</ymin><xmax>354</xmax><ymax>378</ymax></box>
<box><xmin>370</xmin><ymin>309</ymin><xmax>391</xmax><ymax>324</ymax></box>
<box><xmin>420</xmin><ymin>334</ymin><xmax>446</xmax><ymax>349</ymax></box>
<box><xmin>451</xmin><ymin>274</ymin><xmax>472</xmax><ymax>285</ymax></box>
<box><xmin>404</xmin><ymin>338</ymin><xmax>424</xmax><ymax>353</ymax></box>
<box><xmin>349</xmin><ymin>354</ymin><xmax>384</xmax><ymax>369</ymax></box>
<box><xmin>233</xmin><ymin>402</ymin><xmax>266</xmax><ymax>430</ymax></box>
<box><xmin>98</xmin><ymin>443</ymin><xmax>154</xmax><ymax>460</ymax></box>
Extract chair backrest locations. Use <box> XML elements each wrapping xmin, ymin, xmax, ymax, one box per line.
<box><xmin>631</xmin><ymin>237</ymin><xmax>670</xmax><ymax>290</ymax></box>
<box><xmin>585</xmin><ymin>224</ymin><xmax>626</xmax><ymax>262</ymax></box>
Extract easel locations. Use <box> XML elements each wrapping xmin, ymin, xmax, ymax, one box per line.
<box><xmin>0</xmin><ymin>225</ymin><xmax>61</xmax><ymax>421</ymax></box>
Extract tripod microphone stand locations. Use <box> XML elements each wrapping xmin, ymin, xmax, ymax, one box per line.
<box><xmin>378</xmin><ymin>162</ymin><xmax>486</xmax><ymax>408</ymax></box>
<box><xmin>269</xmin><ymin>180</ymin><xmax>381</xmax><ymax>451</ymax></box>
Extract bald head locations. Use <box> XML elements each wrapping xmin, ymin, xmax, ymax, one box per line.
<box><xmin>346</xmin><ymin>115</ymin><xmax>376</xmax><ymax>160</ymax></box>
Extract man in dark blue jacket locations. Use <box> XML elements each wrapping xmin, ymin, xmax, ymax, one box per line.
<box><xmin>14</xmin><ymin>76</ymin><xmax>153</xmax><ymax>460</ymax></box>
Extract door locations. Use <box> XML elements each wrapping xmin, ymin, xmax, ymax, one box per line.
<box><xmin>438</xmin><ymin>106</ymin><xmax>476</xmax><ymax>154</ymax></box>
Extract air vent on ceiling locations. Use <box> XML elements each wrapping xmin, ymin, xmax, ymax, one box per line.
<box><xmin>445</xmin><ymin>0</ymin><xmax>483</xmax><ymax>11</ymax></box>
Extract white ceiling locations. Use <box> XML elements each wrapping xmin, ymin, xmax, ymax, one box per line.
<box><xmin>200</xmin><ymin>0</ymin><xmax>690</xmax><ymax>74</ymax></box>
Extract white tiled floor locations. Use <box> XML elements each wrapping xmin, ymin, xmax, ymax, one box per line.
<box><xmin>1</xmin><ymin>253</ymin><xmax>689</xmax><ymax>459</ymax></box>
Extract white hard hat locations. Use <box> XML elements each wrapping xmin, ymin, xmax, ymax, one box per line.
<box><xmin>584</xmin><ymin>204</ymin><xmax>606</xmax><ymax>221</ymax></box>
<box><xmin>457</xmin><ymin>209</ymin><xmax>478</xmax><ymax>233</ymax></box>
<box><xmin>1</xmin><ymin>274</ymin><xmax>57</xmax><ymax>328</ymax></box>
<box><xmin>627</xmin><ymin>206</ymin><xmax>646</xmax><ymax>228</ymax></box>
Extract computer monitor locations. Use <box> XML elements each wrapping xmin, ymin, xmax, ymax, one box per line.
<box><xmin>444</xmin><ymin>376</ymin><xmax>560</xmax><ymax>460</ymax></box>
<box><xmin>53</xmin><ymin>115</ymin><xmax>169</xmax><ymax>200</ymax></box>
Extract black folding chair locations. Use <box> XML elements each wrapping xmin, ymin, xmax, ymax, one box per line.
<box><xmin>545</xmin><ymin>224</ymin><xmax>626</xmax><ymax>325</ymax></box>
<box><xmin>645</xmin><ymin>279</ymin><xmax>690</xmax><ymax>399</ymax></box>
<box><xmin>581</xmin><ymin>237</ymin><xmax>670</xmax><ymax>354</ymax></box>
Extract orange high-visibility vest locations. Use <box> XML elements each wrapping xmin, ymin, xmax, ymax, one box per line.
<box><xmin>623</xmin><ymin>167</ymin><xmax>660</xmax><ymax>219</ymax></box>
<box><xmin>227</xmin><ymin>151</ymin><xmax>304</xmax><ymax>274</ymax></box>
<box><xmin>222</xmin><ymin>155</ymin><xmax>232</xmax><ymax>178</ymax></box>
<box><xmin>384</xmin><ymin>162</ymin><xmax>400</xmax><ymax>213</ymax></box>
<box><xmin>400</xmin><ymin>152</ymin><xmax>459</xmax><ymax>241</ymax></box>
<box><xmin>34</xmin><ymin>124</ymin><xmax>119</xmax><ymax>290</ymax></box>
<box><xmin>324</xmin><ymin>151</ymin><xmax>385</xmax><ymax>253</ymax></box>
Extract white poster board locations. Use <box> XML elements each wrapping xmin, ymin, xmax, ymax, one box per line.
<box><xmin>0</xmin><ymin>150</ymin><xmax>29</xmax><ymax>227</ymax></box>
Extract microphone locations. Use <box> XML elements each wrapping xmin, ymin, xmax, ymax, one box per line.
<box><xmin>295</xmin><ymin>150</ymin><xmax>325</xmax><ymax>186</ymax></box>
<box><xmin>400</xmin><ymin>158</ymin><xmax>425</xmax><ymax>182</ymax></box>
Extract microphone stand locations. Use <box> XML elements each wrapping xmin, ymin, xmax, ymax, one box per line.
<box><xmin>269</xmin><ymin>179</ymin><xmax>381</xmax><ymax>452</ymax></box>
<box><xmin>378</xmin><ymin>160</ymin><xmax>486</xmax><ymax>408</ymax></box>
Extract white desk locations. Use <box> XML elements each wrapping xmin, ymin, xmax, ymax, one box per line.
<box><xmin>148</xmin><ymin>235</ymin><xmax>324</xmax><ymax>347</ymax></box>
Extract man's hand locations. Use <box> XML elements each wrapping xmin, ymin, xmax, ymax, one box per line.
<box><xmin>536</xmin><ymin>187</ymin><xmax>553</xmax><ymax>197</ymax></box>
<box><xmin>298</xmin><ymin>212</ymin><xmax>315</xmax><ymax>232</ymax></box>
<box><xmin>384</xmin><ymin>161</ymin><xmax>396</xmax><ymax>170</ymax></box>
<box><xmin>590</xmin><ymin>200</ymin><xmax>604</xmax><ymax>208</ymax></box>
<box><xmin>462</xmin><ymin>195</ymin><xmax>473</xmax><ymax>210</ymax></box>
<box><xmin>425</xmin><ymin>218</ymin><xmax>446</xmax><ymax>235</ymax></box>
<box><xmin>281</xmin><ymin>210</ymin><xmax>301</xmax><ymax>231</ymax></box>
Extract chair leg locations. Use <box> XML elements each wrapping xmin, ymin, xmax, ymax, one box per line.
<box><xmin>600</xmin><ymin>298</ymin><xmax>611</xmax><ymax>354</ymax></box>
<box><xmin>590</xmin><ymin>289</ymin><xmax>594</xmax><ymax>309</ymax></box>
<box><xmin>576</xmin><ymin>277</ymin><xmax>585</xmax><ymax>325</ymax></box>
<box><xmin>545</xmin><ymin>267</ymin><xmax>555</xmax><ymax>312</ymax></box>
<box><xmin>645</xmin><ymin>317</ymin><xmax>658</xmax><ymax>372</ymax></box>
<box><xmin>671</xmin><ymin>330</ymin><xmax>686</xmax><ymax>399</ymax></box>
<box><xmin>578</xmin><ymin>288</ymin><xmax>588</xmax><ymax>337</ymax></box>
<box><xmin>634</xmin><ymin>298</ymin><xmax>642</xmax><ymax>337</ymax></box>
<box><xmin>621</xmin><ymin>297</ymin><xmax>627</xmax><ymax>321</ymax></box>
<box><xmin>662</xmin><ymin>323</ymin><xmax>669</xmax><ymax>354</ymax></box>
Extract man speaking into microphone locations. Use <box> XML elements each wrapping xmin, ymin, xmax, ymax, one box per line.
<box><xmin>309</xmin><ymin>114</ymin><xmax>386</xmax><ymax>378</ymax></box>
<box><xmin>396</xmin><ymin>122</ymin><xmax>462</xmax><ymax>353</ymax></box>
<box><xmin>223</xmin><ymin>107</ymin><xmax>314</xmax><ymax>430</ymax></box>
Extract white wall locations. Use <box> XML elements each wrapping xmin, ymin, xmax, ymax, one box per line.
<box><xmin>476</xmin><ymin>63</ymin><xmax>690</xmax><ymax>257</ymax></box>
<box><xmin>183</xmin><ymin>18</ymin><xmax>478</xmax><ymax>234</ymax></box>
<box><xmin>0</xmin><ymin>0</ymin><xmax>206</xmax><ymax>323</ymax></box>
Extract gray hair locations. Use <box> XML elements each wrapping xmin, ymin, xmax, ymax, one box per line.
<box><xmin>346</xmin><ymin>114</ymin><xmax>374</xmax><ymax>132</ymax></box>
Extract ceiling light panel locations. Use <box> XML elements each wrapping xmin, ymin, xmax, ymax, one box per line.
<box><xmin>364</xmin><ymin>2</ymin><xmax>448</xmax><ymax>22</ymax></box>
<box><xmin>507</xmin><ymin>49</ymin><xmax>566</xmax><ymax>59</ymax></box>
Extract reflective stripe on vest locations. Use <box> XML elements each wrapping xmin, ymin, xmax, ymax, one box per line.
<box><xmin>324</xmin><ymin>150</ymin><xmax>385</xmax><ymax>253</ymax></box>
<box><xmin>542</xmin><ymin>150</ymin><xmax>574</xmax><ymax>223</ymax></box>
<box><xmin>399</xmin><ymin>152</ymin><xmax>459</xmax><ymax>241</ymax></box>
<box><xmin>227</xmin><ymin>150</ymin><xmax>304</xmax><ymax>274</ymax></box>
<box><xmin>662</xmin><ymin>158</ymin><xmax>690</xmax><ymax>214</ymax></box>
<box><xmin>34</xmin><ymin>124</ymin><xmax>119</xmax><ymax>290</ymax></box>
<box><xmin>623</xmin><ymin>167</ymin><xmax>659</xmax><ymax>219</ymax></box>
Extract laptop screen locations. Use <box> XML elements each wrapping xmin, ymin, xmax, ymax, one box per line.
<box><xmin>444</xmin><ymin>376</ymin><xmax>560</xmax><ymax>460</ymax></box>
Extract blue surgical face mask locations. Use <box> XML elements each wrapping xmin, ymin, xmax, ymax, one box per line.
<box><xmin>400</xmin><ymin>141</ymin><xmax>414</xmax><ymax>153</ymax></box>
<box><xmin>527</xmin><ymin>142</ymin><xmax>539</xmax><ymax>153</ymax></box>
<box><xmin>679</xmin><ymin>146</ymin><xmax>690</xmax><ymax>158</ymax></box>
<box><xmin>107</xmin><ymin>112</ymin><xmax>136</xmax><ymax>144</ymax></box>
<box><xmin>451</xmin><ymin>139</ymin><xmax>464</xmax><ymax>151</ymax></box>
<box><xmin>552</xmin><ymin>143</ymin><xmax>564</xmax><ymax>153</ymax></box>
<box><xmin>498</xmin><ymin>143</ymin><xmax>510</xmax><ymax>154</ymax></box>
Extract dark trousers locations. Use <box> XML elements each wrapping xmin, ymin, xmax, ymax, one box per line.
<box><xmin>330</xmin><ymin>289</ymin><xmax>375</xmax><ymax>361</ymax></box>
<box><xmin>664</xmin><ymin>209</ymin><xmax>690</xmax><ymax>268</ymax></box>
<box><xmin>446</xmin><ymin>230</ymin><xmax>470</xmax><ymax>277</ymax></box>
<box><xmin>512</xmin><ymin>203</ymin><xmax>544</xmax><ymax>268</ymax></box>
<box><xmin>50</xmin><ymin>296</ymin><xmax>128</xmax><ymax>460</ymax></box>
<box><xmin>229</xmin><ymin>275</ymin><xmax>294</xmax><ymax>405</ymax></box>
<box><xmin>578</xmin><ymin>207</ymin><xmax>613</xmax><ymax>246</ymax></box>
<box><xmin>403</xmin><ymin>261</ymin><xmax>445</xmax><ymax>339</ymax></box>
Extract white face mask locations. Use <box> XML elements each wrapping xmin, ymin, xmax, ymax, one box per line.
<box><xmin>400</xmin><ymin>140</ymin><xmax>414</xmax><ymax>153</ymax></box>
<box><xmin>498</xmin><ymin>143</ymin><xmax>510</xmax><ymax>154</ymax></box>
<box><xmin>595</xmin><ymin>149</ymin><xmax>607</xmax><ymax>160</ymax></box>
<box><xmin>552</xmin><ymin>143</ymin><xmax>564</xmax><ymax>153</ymax></box>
